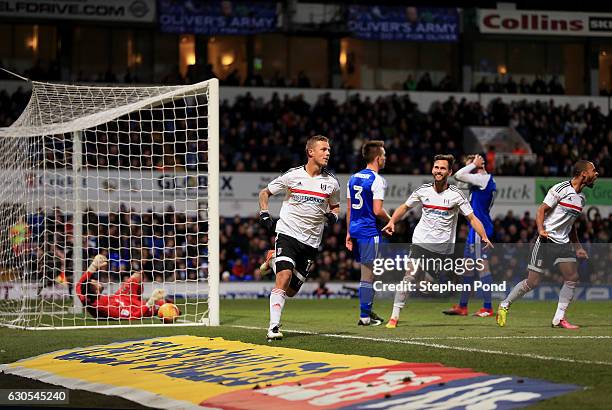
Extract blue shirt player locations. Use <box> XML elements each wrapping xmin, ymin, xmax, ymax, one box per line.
<box><xmin>444</xmin><ymin>154</ymin><xmax>497</xmax><ymax>317</ymax></box>
<box><xmin>346</xmin><ymin>141</ymin><xmax>391</xmax><ymax>326</ymax></box>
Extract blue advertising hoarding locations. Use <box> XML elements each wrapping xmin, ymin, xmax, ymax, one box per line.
<box><xmin>158</xmin><ymin>0</ymin><xmax>278</xmax><ymax>35</ymax></box>
<box><xmin>348</xmin><ymin>6</ymin><xmax>459</xmax><ymax>41</ymax></box>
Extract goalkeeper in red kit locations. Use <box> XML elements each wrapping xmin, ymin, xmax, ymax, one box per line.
<box><xmin>76</xmin><ymin>254</ymin><xmax>168</xmax><ymax>320</ymax></box>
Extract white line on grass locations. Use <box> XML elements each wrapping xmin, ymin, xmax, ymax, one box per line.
<box><xmin>229</xmin><ymin>325</ymin><xmax>612</xmax><ymax>367</ymax></box>
<box><xmin>363</xmin><ymin>335</ymin><xmax>612</xmax><ymax>340</ymax></box>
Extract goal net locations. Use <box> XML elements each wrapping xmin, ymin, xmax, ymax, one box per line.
<box><xmin>0</xmin><ymin>79</ymin><xmax>219</xmax><ymax>329</ymax></box>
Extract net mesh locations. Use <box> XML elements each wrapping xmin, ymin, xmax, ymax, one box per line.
<box><xmin>0</xmin><ymin>79</ymin><xmax>218</xmax><ymax>328</ymax></box>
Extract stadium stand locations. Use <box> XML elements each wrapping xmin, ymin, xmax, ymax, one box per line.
<box><xmin>0</xmin><ymin>89</ymin><xmax>609</xmax><ymax>286</ymax></box>
<box><xmin>1</xmin><ymin>88</ymin><xmax>609</xmax><ymax>176</ymax></box>
<box><xmin>16</xmin><ymin>206</ymin><xmax>611</xmax><ymax>288</ymax></box>
<box><xmin>219</xmin><ymin>92</ymin><xmax>610</xmax><ymax>177</ymax></box>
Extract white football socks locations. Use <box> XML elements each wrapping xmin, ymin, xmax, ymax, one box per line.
<box><xmin>552</xmin><ymin>281</ymin><xmax>577</xmax><ymax>325</ymax></box>
<box><xmin>390</xmin><ymin>275</ymin><xmax>414</xmax><ymax>320</ymax></box>
<box><xmin>500</xmin><ymin>279</ymin><xmax>532</xmax><ymax>308</ymax></box>
<box><xmin>269</xmin><ymin>288</ymin><xmax>286</xmax><ymax>330</ymax></box>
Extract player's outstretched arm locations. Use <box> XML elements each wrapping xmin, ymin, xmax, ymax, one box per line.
<box><xmin>382</xmin><ymin>204</ymin><xmax>409</xmax><ymax>236</ymax></box>
<box><xmin>466</xmin><ymin>213</ymin><xmax>494</xmax><ymax>249</ymax></box>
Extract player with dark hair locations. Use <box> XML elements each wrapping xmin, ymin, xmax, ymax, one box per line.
<box><xmin>444</xmin><ymin>154</ymin><xmax>497</xmax><ymax>317</ymax></box>
<box><xmin>497</xmin><ymin>160</ymin><xmax>598</xmax><ymax>329</ymax></box>
<box><xmin>346</xmin><ymin>140</ymin><xmax>390</xmax><ymax>326</ymax></box>
<box><xmin>76</xmin><ymin>254</ymin><xmax>169</xmax><ymax>320</ymax></box>
<box><xmin>259</xmin><ymin>135</ymin><xmax>340</xmax><ymax>340</ymax></box>
<box><xmin>382</xmin><ymin>154</ymin><xmax>493</xmax><ymax>328</ymax></box>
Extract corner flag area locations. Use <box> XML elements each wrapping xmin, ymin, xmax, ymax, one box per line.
<box><xmin>1</xmin><ymin>299</ymin><xmax>611</xmax><ymax>409</ymax></box>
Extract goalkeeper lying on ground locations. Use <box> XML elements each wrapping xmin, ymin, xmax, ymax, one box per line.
<box><xmin>76</xmin><ymin>254</ymin><xmax>169</xmax><ymax>320</ymax></box>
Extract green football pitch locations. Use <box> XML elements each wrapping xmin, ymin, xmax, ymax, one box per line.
<box><xmin>0</xmin><ymin>298</ymin><xmax>611</xmax><ymax>409</ymax></box>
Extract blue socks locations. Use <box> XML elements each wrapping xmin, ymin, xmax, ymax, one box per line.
<box><xmin>359</xmin><ymin>281</ymin><xmax>374</xmax><ymax>318</ymax></box>
<box><xmin>479</xmin><ymin>271</ymin><xmax>493</xmax><ymax>309</ymax></box>
<box><xmin>459</xmin><ymin>273</ymin><xmax>474</xmax><ymax>308</ymax></box>
<box><xmin>459</xmin><ymin>270</ymin><xmax>493</xmax><ymax>309</ymax></box>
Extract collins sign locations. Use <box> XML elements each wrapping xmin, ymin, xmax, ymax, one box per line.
<box><xmin>478</xmin><ymin>9</ymin><xmax>612</xmax><ymax>37</ymax></box>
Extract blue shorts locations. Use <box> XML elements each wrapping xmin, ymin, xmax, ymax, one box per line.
<box><xmin>351</xmin><ymin>235</ymin><xmax>385</xmax><ymax>264</ymax></box>
<box><xmin>464</xmin><ymin>234</ymin><xmax>490</xmax><ymax>260</ymax></box>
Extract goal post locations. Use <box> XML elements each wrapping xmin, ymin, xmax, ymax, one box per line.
<box><xmin>0</xmin><ymin>78</ymin><xmax>220</xmax><ymax>329</ymax></box>
<box><xmin>206</xmin><ymin>79</ymin><xmax>220</xmax><ymax>327</ymax></box>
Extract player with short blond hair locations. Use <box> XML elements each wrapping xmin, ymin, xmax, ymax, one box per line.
<box><xmin>259</xmin><ymin>135</ymin><xmax>340</xmax><ymax>340</ymax></box>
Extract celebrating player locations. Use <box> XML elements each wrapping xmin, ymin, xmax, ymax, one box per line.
<box><xmin>443</xmin><ymin>154</ymin><xmax>497</xmax><ymax>317</ymax></box>
<box><xmin>346</xmin><ymin>140</ymin><xmax>391</xmax><ymax>326</ymax></box>
<box><xmin>76</xmin><ymin>254</ymin><xmax>169</xmax><ymax>320</ymax></box>
<box><xmin>382</xmin><ymin>154</ymin><xmax>493</xmax><ymax>328</ymax></box>
<box><xmin>496</xmin><ymin>160</ymin><xmax>598</xmax><ymax>329</ymax></box>
<box><xmin>258</xmin><ymin>135</ymin><xmax>340</xmax><ymax>340</ymax></box>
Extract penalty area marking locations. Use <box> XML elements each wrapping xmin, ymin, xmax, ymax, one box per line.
<box><xmin>229</xmin><ymin>325</ymin><xmax>612</xmax><ymax>367</ymax></box>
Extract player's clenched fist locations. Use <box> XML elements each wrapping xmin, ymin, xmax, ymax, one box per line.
<box><xmin>259</xmin><ymin>210</ymin><xmax>275</xmax><ymax>233</ymax></box>
<box><xmin>324</xmin><ymin>212</ymin><xmax>338</xmax><ymax>226</ymax></box>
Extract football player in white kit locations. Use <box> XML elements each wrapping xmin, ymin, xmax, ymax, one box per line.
<box><xmin>382</xmin><ymin>154</ymin><xmax>493</xmax><ymax>328</ymax></box>
<box><xmin>497</xmin><ymin>160</ymin><xmax>599</xmax><ymax>329</ymax></box>
<box><xmin>258</xmin><ymin>135</ymin><xmax>341</xmax><ymax>340</ymax></box>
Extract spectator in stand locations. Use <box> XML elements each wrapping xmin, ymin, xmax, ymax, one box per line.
<box><xmin>491</xmin><ymin>77</ymin><xmax>505</xmax><ymax>93</ymax></box>
<box><xmin>203</xmin><ymin>64</ymin><xmax>217</xmax><ymax>81</ymax></box>
<box><xmin>438</xmin><ymin>75</ymin><xmax>455</xmax><ymax>91</ymax></box>
<box><xmin>475</xmin><ymin>77</ymin><xmax>490</xmax><ymax>93</ymax></box>
<box><xmin>512</xmin><ymin>143</ymin><xmax>528</xmax><ymax>155</ymax></box>
<box><xmin>297</xmin><ymin>70</ymin><xmax>312</xmax><ymax>88</ymax></box>
<box><xmin>245</xmin><ymin>71</ymin><xmax>264</xmax><ymax>87</ymax></box>
<box><xmin>224</xmin><ymin>69</ymin><xmax>241</xmax><ymax>86</ymax></box>
<box><xmin>403</xmin><ymin>74</ymin><xmax>417</xmax><ymax>91</ymax></box>
<box><xmin>416</xmin><ymin>72</ymin><xmax>433</xmax><ymax>91</ymax></box>
<box><xmin>485</xmin><ymin>146</ymin><xmax>496</xmax><ymax>173</ymax></box>
<box><xmin>270</xmin><ymin>70</ymin><xmax>286</xmax><ymax>87</ymax></box>
<box><xmin>506</xmin><ymin>76</ymin><xmax>518</xmax><ymax>94</ymax></box>
<box><xmin>548</xmin><ymin>75</ymin><xmax>565</xmax><ymax>95</ymax></box>
<box><xmin>532</xmin><ymin>75</ymin><xmax>547</xmax><ymax>94</ymax></box>
<box><xmin>519</xmin><ymin>78</ymin><xmax>531</xmax><ymax>94</ymax></box>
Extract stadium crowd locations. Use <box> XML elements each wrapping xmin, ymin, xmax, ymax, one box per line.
<box><xmin>1</xmin><ymin>88</ymin><xmax>610</xmax><ymax>178</ymax></box>
<box><xmin>16</xmin><ymin>205</ymin><xmax>611</xmax><ymax>289</ymax></box>
<box><xmin>218</xmin><ymin>210</ymin><xmax>611</xmax><ymax>286</ymax></box>
<box><xmin>1</xmin><ymin>87</ymin><xmax>610</xmax><ymax>288</ymax></box>
<box><xmin>21</xmin><ymin>205</ymin><xmax>210</xmax><ymax>287</ymax></box>
<box><xmin>219</xmin><ymin>92</ymin><xmax>611</xmax><ymax>177</ymax></box>
<box><xmin>473</xmin><ymin>75</ymin><xmax>565</xmax><ymax>95</ymax></box>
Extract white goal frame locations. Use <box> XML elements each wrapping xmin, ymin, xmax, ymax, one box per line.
<box><xmin>0</xmin><ymin>78</ymin><xmax>220</xmax><ymax>329</ymax></box>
